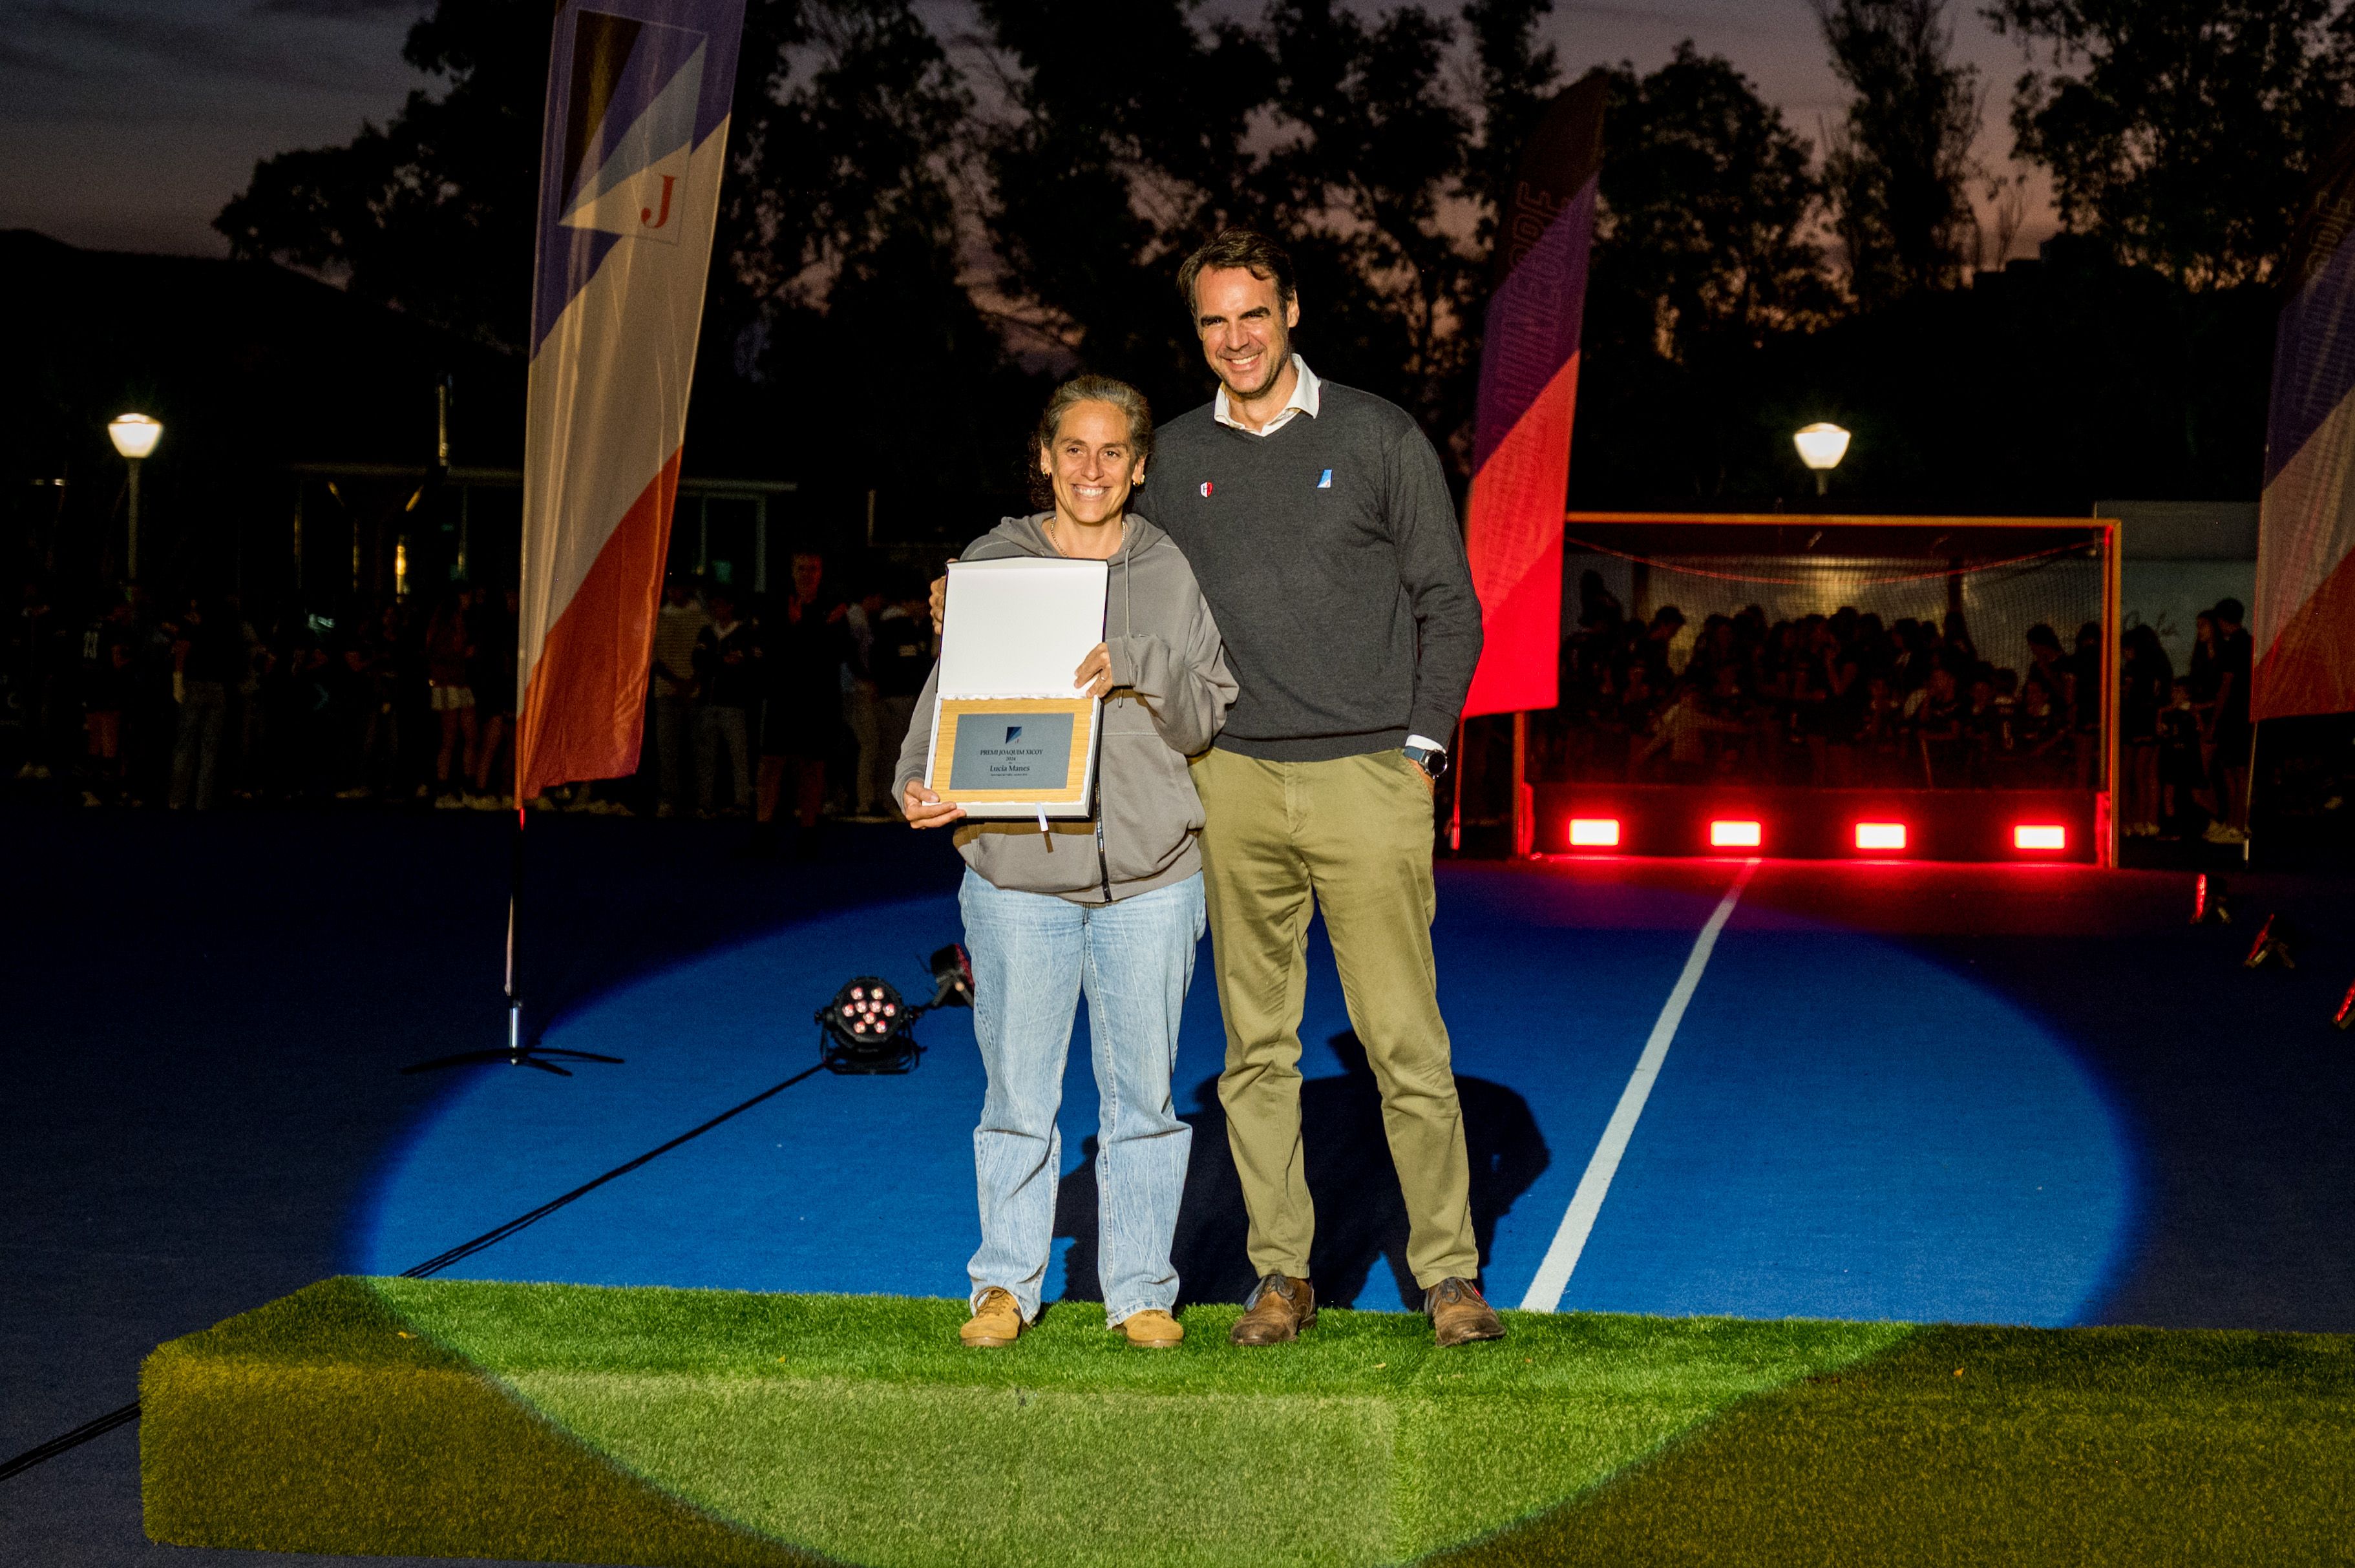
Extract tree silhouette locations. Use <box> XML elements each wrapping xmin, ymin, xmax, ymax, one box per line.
<box><xmin>1986</xmin><ymin>0</ymin><xmax>2355</xmax><ymax>287</ymax></box>
<box><xmin>1819</xmin><ymin>0</ymin><xmax>1984</xmax><ymax>307</ymax></box>
<box><xmin>215</xmin><ymin>0</ymin><xmax>550</xmax><ymax>352</ymax></box>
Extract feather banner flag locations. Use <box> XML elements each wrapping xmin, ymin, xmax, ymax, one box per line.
<box><xmin>515</xmin><ymin>0</ymin><xmax>746</xmax><ymax>799</ymax></box>
<box><xmin>2256</xmin><ymin>126</ymin><xmax>2355</xmax><ymax>724</ymax></box>
<box><xmin>1461</xmin><ymin>72</ymin><xmax>1605</xmax><ymax>719</ymax></box>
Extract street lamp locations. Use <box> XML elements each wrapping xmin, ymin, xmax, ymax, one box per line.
<box><xmin>1793</xmin><ymin>421</ymin><xmax>1850</xmax><ymax>497</ymax></box>
<box><xmin>107</xmin><ymin>413</ymin><xmax>163</xmax><ymax>579</ymax></box>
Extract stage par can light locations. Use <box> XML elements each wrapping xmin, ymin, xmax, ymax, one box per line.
<box><xmin>816</xmin><ymin>976</ymin><xmax>924</xmax><ymax>1074</ymax></box>
<box><xmin>1709</xmin><ymin>820</ymin><xmax>1762</xmax><ymax>849</ymax></box>
<box><xmin>927</xmin><ymin>943</ymin><xmax>975</xmax><ymax>1009</ymax></box>
<box><xmin>1568</xmin><ymin>817</ymin><xmax>1620</xmax><ymax>848</ymax></box>
<box><xmin>2013</xmin><ymin>824</ymin><xmax>2066</xmax><ymax>852</ymax></box>
<box><xmin>1854</xmin><ymin>822</ymin><xmax>1906</xmax><ymax>852</ymax></box>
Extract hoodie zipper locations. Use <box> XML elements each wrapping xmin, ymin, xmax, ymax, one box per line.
<box><xmin>1095</xmin><ymin>523</ymin><xmax>1130</xmax><ymax>905</ymax></box>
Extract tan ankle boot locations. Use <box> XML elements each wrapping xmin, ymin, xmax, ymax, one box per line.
<box><xmin>960</xmin><ymin>1286</ymin><xmax>1024</xmax><ymax>1348</ymax></box>
<box><xmin>1120</xmin><ymin>1309</ymin><xmax>1183</xmax><ymax>1348</ymax></box>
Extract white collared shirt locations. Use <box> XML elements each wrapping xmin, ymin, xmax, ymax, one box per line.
<box><xmin>1214</xmin><ymin>354</ymin><xmax>1320</xmax><ymax>437</ymax></box>
<box><xmin>1208</xmin><ymin>354</ymin><xmax>1444</xmax><ymax>758</ymax></box>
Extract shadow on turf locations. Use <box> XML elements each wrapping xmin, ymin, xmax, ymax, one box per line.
<box><xmin>1052</xmin><ymin>1031</ymin><xmax>1551</xmax><ymax>1310</ymax></box>
<box><xmin>1417</xmin><ymin>1321</ymin><xmax>2355</xmax><ymax>1567</ymax></box>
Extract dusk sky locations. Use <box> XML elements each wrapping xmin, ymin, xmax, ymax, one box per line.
<box><xmin>0</xmin><ymin>0</ymin><xmax>2058</xmax><ymax>260</ymax></box>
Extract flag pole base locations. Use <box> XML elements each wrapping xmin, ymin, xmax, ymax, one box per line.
<box><xmin>401</xmin><ymin>1042</ymin><xmax>625</xmax><ymax>1078</ymax></box>
<box><xmin>401</xmin><ymin>1005</ymin><xmax>625</xmax><ymax>1077</ymax></box>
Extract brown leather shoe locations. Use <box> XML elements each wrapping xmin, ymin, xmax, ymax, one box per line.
<box><xmin>1119</xmin><ymin>1308</ymin><xmax>1184</xmax><ymax>1348</ymax></box>
<box><xmin>960</xmin><ymin>1286</ymin><xmax>1024</xmax><ymax>1348</ymax></box>
<box><xmin>1425</xmin><ymin>1277</ymin><xmax>1505</xmax><ymax>1346</ymax></box>
<box><xmin>1230</xmin><ymin>1274</ymin><xmax>1315</xmax><ymax>1345</ymax></box>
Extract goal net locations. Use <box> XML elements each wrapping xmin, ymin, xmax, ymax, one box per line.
<box><xmin>1536</xmin><ymin>515</ymin><xmax>2118</xmax><ymax>795</ymax></box>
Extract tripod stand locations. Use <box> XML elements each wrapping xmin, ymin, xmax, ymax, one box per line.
<box><xmin>403</xmin><ymin>806</ymin><xmax>624</xmax><ymax>1077</ymax></box>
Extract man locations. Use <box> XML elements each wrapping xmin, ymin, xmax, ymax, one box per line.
<box><xmin>753</xmin><ymin>551</ymin><xmax>845</xmax><ymax>854</ymax></box>
<box><xmin>1142</xmin><ymin>230</ymin><xmax>1497</xmax><ymax>1347</ymax></box>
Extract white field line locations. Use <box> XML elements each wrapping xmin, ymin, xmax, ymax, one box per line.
<box><xmin>1518</xmin><ymin>859</ymin><xmax>1760</xmax><ymax>1313</ymax></box>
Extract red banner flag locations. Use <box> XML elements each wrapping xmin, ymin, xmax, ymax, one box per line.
<box><xmin>515</xmin><ymin>0</ymin><xmax>746</xmax><ymax>799</ymax></box>
<box><xmin>2256</xmin><ymin>127</ymin><xmax>2355</xmax><ymax>722</ymax></box>
<box><xmin>1461</xmin><ymin>74</ymin><xmax>1605</xmax><ymax>720</ymax></box>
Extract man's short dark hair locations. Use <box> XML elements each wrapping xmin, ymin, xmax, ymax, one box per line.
<box><xmin>2215</xmin><ymin>596</ymin><xmax>2245</xmax><ymax>625</ymax></box>
<box><xmin>1176</xmin><ymin>229</ymin><xmax>1296</xmax><ymax>318</ymax></box>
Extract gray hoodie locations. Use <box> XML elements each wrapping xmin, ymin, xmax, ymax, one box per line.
<box><xmin>892</xmin><ymin>513</ymin><xmax>1235</xmax><ymax>904</ymax></box>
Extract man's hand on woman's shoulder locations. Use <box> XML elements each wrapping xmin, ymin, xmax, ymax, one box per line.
<box><xmin>928</xmin><ymin>564</ymin><xmax>953</xmax><ymax>635</ymax></box>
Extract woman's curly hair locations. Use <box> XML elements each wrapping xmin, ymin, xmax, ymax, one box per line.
<box><xmin>1028</xmin><ymin>375</ymin><xmax>1154</xmax><ymax>512</ymax></box>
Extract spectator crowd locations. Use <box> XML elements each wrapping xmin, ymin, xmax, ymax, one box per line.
<box><xmin>7</xmin><ymin>556</ymin><xmax>2257</xmax><ymax>848</ymax></box>
<box><xmin>3</xmin><ymin>549</ymin><xmax>936</xmax><ymax>844</ymax></box>
<box><xmin>1543</xmin><ymin>572</ymin><xmax>2255</xmax><ymax>844</ymax></box>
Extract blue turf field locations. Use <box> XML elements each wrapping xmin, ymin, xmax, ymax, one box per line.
<box><xmin>357</xmin><ymin>861</ymin><xmax>2137</xmax><ymax>1325</ymax></box>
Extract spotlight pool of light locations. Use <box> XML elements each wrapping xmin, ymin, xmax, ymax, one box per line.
<box><xmin>1709</xmin><ymin>820</ymin><xmax>1762</xmax><ymax>849</ymax></box>
<box><xmin>355</xmin><ymin>882</ymin><xmax>2137</xmax><ymax>1328</ymax></box>
<box><xmin>1854</xmin><ymin>822</ymin><xmax>1907</xmax><ymax>852</ymax></box>
<box><xmin>1568</xmin><ymin>817</ymin><xmax>1621</xmax><ymax>848</ymax></box>
<box><xmin>2014</xmin><ymin>824</ymin><xmax>2067</xmax><ymax>852</ymax></box>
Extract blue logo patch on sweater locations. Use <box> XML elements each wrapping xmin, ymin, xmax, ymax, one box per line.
<box><xmin>1318</xmin><ymin>468</ymin><xmax>1333</xmax><ymax>488</ymax></box>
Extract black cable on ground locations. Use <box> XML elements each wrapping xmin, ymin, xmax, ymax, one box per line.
<box><xmin>399</xmin><ymin>1061</ymin><xmax>827</xmax><ymax>1278</ymax></box>
<box><xmin>0</xmin><ymin>1060</ymin><xmax>830</xmax><ymax>1484</ymax></box>
<box><xmin>0</xmin><ymin>1402</ymin><xmax>142</xmax><ymax>1483</ymax></box>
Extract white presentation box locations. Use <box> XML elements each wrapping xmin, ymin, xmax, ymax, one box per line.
<box><xmin>924</xmin><ymin>556</ymin><xmax>1108</xmax><ymax>819</ymax></box>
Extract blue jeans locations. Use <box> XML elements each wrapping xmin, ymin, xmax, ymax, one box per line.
<box><xmin>959</xmin><ymin>868</ymin><xmax>1204</xmax><ymax>1325</ymax></box>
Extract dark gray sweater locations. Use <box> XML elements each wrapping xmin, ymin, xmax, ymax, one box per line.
<box><xmin>1137</xmin><ymin>379</ymin><xmax>1482</xmax><ymax>762</ymax></box>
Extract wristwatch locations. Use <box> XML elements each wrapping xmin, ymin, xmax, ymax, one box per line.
<box><xmin>1403</xmin><ymin>743</ymin><xmax>1448</xmax><ymax>782</ymax></box>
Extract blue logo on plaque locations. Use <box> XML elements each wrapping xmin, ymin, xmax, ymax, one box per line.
<box><xmin>951</xmin><ymin>713</ymin><xmax>1073</xmax><ymax>791</ymax></box>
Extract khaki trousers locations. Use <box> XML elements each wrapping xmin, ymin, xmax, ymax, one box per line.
<box><xmin>1190</xmin><ymin>746</ymin><xmax>1477</xmax><ymax>1290</ymax></box>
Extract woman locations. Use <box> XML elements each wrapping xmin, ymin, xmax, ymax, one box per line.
<box><xmin>895</xmin><ymin>376</ymin><xmax>1235</xmax><ymax>1351</ymax></box>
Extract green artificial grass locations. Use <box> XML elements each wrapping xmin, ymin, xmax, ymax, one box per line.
<box><xmin>141</xmin><ymin>1277</ymin><xmax>2355</xmax><ymax>1568</ymax></box>
<box><xmin>140</xmin><ymin>1278</ymin><xmax>814</xmax><ymax>1565</ymax></box>
<box><xmin>143</xmin><ymin>1277</ymin><xmax>1899</xmax><ymax>1567</ymax></box>
<box><xmin>1433</xmin><ymin>1324</ymin><xmax>2355</xmax><ymax>1568</ymax></box>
